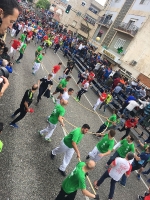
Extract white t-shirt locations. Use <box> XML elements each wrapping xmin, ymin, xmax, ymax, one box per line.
<box><xmin>18</xmin><ymin>24</ymin><xmax>22</xmax><ymax>30</ymax></box>
<box><xmin>83</xmin><ymin>82</ymin><xmax>89</xmax><ymax>91</ymax></box>
<box><xmin>56</xmin><ymin>91</ymin><xmax>70</xmax><ymax>104</ymax></box>
<box><xmin>109</xmin><ymin>157</ymin><xmax>131</xmax><ymax>181</ymax></box>
<box><xmin>126</xmin><ymin>100</ymin><xmax>139</xmax><ymax>111</ymax></box>
<box><xmin>78</xmin><ymin>44</ymin><xmax>83</xmax><ymax>50</ymax></box>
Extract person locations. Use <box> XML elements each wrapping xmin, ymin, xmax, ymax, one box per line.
<box><xmin>9</xmin><ymin>38</ymin><xmax>21</xmax><ymax>59</ymax></box>
<box><xmin>51</xmin><ymin>124</ymin><xmax>90</xmax><ymax>176</ymax></box>
<box><xmin>119</xmin><ymin>116</ymin><xmax>139</xmax><ymax>140</ymax></box>
<box><xmin>120</xmin><ymin>146</ymin><xmax>150</xmax><ymax>186</ymax></box>
<box><xmin>77</xmin><ymin>69</ymin><xmax>89</xmax><ymax>85</ymax></box>
<box><xmin>1</xmin><ymin>47</ymin><xmax>10</xmax><ymax>62</ymax></box>
<box><xmin>93</xmin><ymin>152</ymin><xmax>134</xmax><ymax>200</ymax></box>
<box><xmin>32</xmin><ymin>52</ymin><xmax>45</xmax><ymax>75</ymax></box>
<box><xmin>75</xmin><ymin>79</ymin><xmax>89</xmax><ymax>102</ymax></box>
<box><xmin>112</xmin><ymin>83</ymin><xmax>122</xmax><ymax>98</ymax></box>
<box><xmin>59</xmin><ymin>65</ymin><xmax>73</xmax><ymax>80</ymax></box>
<box><xmin>20</xmin><ymin>31</ymin><xmax>26</xmax><ymax>44</ymax></box>
<box><xmin>52</xmin><ymin>76</ymin><xmax>71</xmax><ymax>96</ymax></box>
<box><xmin>0</xmin><ymin>0</ymin><xmax>21</xmax><ymax>37</ymax></box>
<box><xmin>5</xmin><ymin>61</ymin><xmax>13</xmax><ymax>73</ymax></box>
<box><xmin>51</xmin><ymin>62</ymin><xmax>62</xmax><ymax>79</ymax></box>
<box><xmin>35</xmin><ymin>44</ymin><xmax>43</xmax><ymax>58</ymax></box>
<box><xmin>10</xmin><ymin>84</ymin><xmax>38</xmax><ymax>128</ymax></box>
<box><xmin>138</xmin><ymin>187</ymin><xmax>150</xmax><ymax>200</ymax></box>
<box><xmin>86</xmin><ymin>130</ymin><xmax>116</xmax><ymax>162</ymax></box>
<box><xmin>142</xmin><ymin>168</ymin><xmax>150</xmax><ymax>184</ymax></box>
<box><xmin>37</xmin><ymin>74</ymin><xmax>53</xmax><ymax>104</ymax></box>
<box><xmin>0</xmin><ymin>76</ymin><xmax>9</xmax><ymax>97</ymax></box>
<box><xmin>15</xmin><ymin>42</ymin><xmax>27</xmax><ymax>63</ymax></box>
<box><xmin>99</xmin><ymin>91</ymin><xmax>112</xmax><ymax>112</ymax></box>
<box><xmin>106</xmin><ymin>135</ymin><xmax>135</xmax><ymax>167</ymax></box>
<box><xmin>0</xmin><ymin>122</ymin><xmax>4</xmax><ymax>152</ymax></box>
<box><xmin>15</xmin><ymin>21</ymin><xmax>22</xmax><ymax>37</ymax></box>
<box><xmin>39</xmin><ymin>99</ymin><xmax>68</xmax><ymax>142</ymax></box>
<box><xmin>93</xmin><ymin>90</ymin><xmax>107</xmax><ymax>111</ymax></box>
<box><xmin>119</xmin><ymin>94</ymin><xmax>136</xmax><ymax>114</ymax></box>
<box><xmin>123</xmin><ymin>100</ymin><xmax>140</xmax><ymax>117</ymax></box>
<box><xmin>55</xmin><ymin>160</ymin><xmax>99</xmax><ymax>200</ymax></box>
<box><xmin>95</xmin><ymin>109</ymin><xmax>117</xmax><ymax>136</ymax></box>
<box><xmin>56</xmin><ymin>88</ymin><xmax>74</xmax><ymax>104</ymax></box>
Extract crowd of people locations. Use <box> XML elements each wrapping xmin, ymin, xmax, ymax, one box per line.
<box><xmin>0</xmin><ymin>0</ymin><xmax>150</xmax><ymax>200</ymax></box>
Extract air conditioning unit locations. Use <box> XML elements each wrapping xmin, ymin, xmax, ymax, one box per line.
<box><xmin>81</xmin><ymin>1</ymin><xmax>86</xmax><ymax>6</ymax></box>
<box><xmin>130</xmin><ymin>60</ymin><xmax>137</xmax><ymax>66</ymax></box>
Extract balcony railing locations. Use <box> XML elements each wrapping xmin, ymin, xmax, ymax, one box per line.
<box><xmin>115</xmin><ymin>22</ymin><xmax>139</xmax><ymax>37</ymax></box>
<box><xmin>98</xmin><ymin>17</ymin><xmax>112</xmax><ymax>28</ymax></box>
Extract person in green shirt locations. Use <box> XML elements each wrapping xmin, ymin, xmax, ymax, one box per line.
<box><xmin>86</xmin><ymin>130</ymin><xmax>116</xmax><ymax>162</ymax></box>
<box><xmin>39</xmin><ymin>99</ymin><xmax>68</xmax><ymax>142</ymax></box>
<box><xmin>52</xmin><ymin>76</ymin><xmax>71</xmax><ymax>96</ymax></box>
<box><xmin>32</xmin><ymin>52</ymin><xmax>45</xmax><ymax>75</ymax></box>
<box><xmin>95</xmin><ymin>109</ymin><xmax>117</xmax><ymax>137</ymax></box>
<box><xmin>55</xmin><ymin>160</ymin><xmax>99</xmax><ymax>200</ymax></box>
<box><xmin>106</xmin><ymin>134</ymin><xmax>135</xmax><ymax>167</ymax></box>
<box><xmin>35</xmin><ymin>44</ymin><xmax>43</xmax><ymax>58</ymax></box>
<box><xmin>51</xmin><ymin>124</ymin><xmax>90</xmax><ymax>176</ymax></box>
<box><xmin>20</xmin><ymin>32</ymin><xmax>26</xmax><ymax>43</ymax></box>
<box><xmin>15</xmin><ymin>43</ymin><xmax>27</xmax><ymax>63</ymax></box>
<box><xmin>99</xmin><ymin>92</ymin><xmax>113</xmax><ymax>112</ymax></box>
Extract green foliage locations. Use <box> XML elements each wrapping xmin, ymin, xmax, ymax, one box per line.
<box><xmin>36</xmin><ymin>0</ymin><xmax>50</xmax><ymax>9</ymax></box>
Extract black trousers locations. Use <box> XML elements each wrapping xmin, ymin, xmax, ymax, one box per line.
<box><xmin>11</xmin><ymin>107</ymin><xmax>27</xmax><ymax>124</ymax></box>
<box><xmin>96</xmin><ymin>123</ymin><xmax>107</xmax><ymax>133</ymax></box>
<box><xmin>120</xmin><ymin>125</ymin><xmax>130</xmax><ymax>140</ymax></box>
<box><xmin>17</xmin><ymin>53</ymin><xmax>23</xmax><ymax>61</ymax></box>
<box><xmin>55</xmin><ymin>187</ymin><xmax>77</xmax><ymax>200</ymax></box>
<box><xmin>77</xmin><ymin>88</ymin><xmax>87</xmax><ymax>100</ymax></box>
<box><xmin>37</xmin><ymin>87</ymin><xmax>46</xmax><ymax>102</ymax></box>
<box><xmin>77</xmin><ymin>76</ymin><xmax>85</xmax><ymax>84</ymax></box>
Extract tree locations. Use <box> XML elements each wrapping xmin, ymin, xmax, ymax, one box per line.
<box><xmin>36</xmin><ymin>0</ymin><xmax>50</xmax><ymax>9</ymax></box>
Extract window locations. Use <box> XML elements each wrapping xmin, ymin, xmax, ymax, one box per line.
<box><xmin>72</xmin><ymin>20</ymin><xmax>77</xmax><ymax>27</ymax></box>
<box><xmin>80</xmin><ymin>23</ymin><xmax>91</xmax><ymax>33</ymax></box>
<box><xmin>84</xmin><ymin>14</ymin><xmax>96</xmax><ymax>25</ymax></box>
<box><xmin>140</xmin><ymin>0</ymin><xmax>150</xmax><ymax>5</ymax></box>
<box><xmin>114</xmin><ymin>38</ymin><xmax>126</xmax><ymax>49</ymax></box>
<box><xmin>115</xmin><ymin>0</ymin><xmax>121</xmax><ymax>2</ymax></box>
<box><xmin>89</xmin><ymin>6</ymin><xmax>99</xmax><ymax>14</ymax></box>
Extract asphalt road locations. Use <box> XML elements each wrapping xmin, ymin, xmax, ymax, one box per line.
<box><xmin>0</xmin><ymin>34</ymin><xmax>149</xmax><ymax>200</ymax></box>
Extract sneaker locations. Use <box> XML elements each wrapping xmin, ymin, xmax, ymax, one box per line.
<box><xmin>32</xmin><ymin>72</ymin><xmax>35</xmax><ymax>75</ymax></box>
<box><xmin>50</xmin><ymin>151</ymin><xmax>55</xmax><ymax>160</ymax></box>
<box><xmin>9</xmin><ymin>123</ymin><xmax>18</xmax><ymax>128</ymax></box>
<box><xmin>137</xmin><ymin>174</ymin><xmax>141</xmax><ymax>180</ymax></box>
<box><xmin>32</xmin><ymin>67</ymin><xmax>34</xmax><ymax>70</ymax></box>
<box><xmin>138</xmin><ymin>195</ymin><xmax>144</xmax><ymax>200</ymax></box>
<box><xmin>119</xmin><ymin>182</ymin><xmax>125</xmax><ymax>187</ymax></box>
<box><xmin>38</xmin><ymin>130</ymin><xmax>43</xmax><ymax>136</ymax></box>
<box><xmin>86</xmin><ymin>155</ymin><xmax>90</xmax><ymax>159</ymax></box>
<box><xmin>45</xmin><ymin>138</ymin><xmax>51</xmax><ymax>142</ymax></box>
<box><xmin>75</xmin><ymin>97</ymin><xmax>79</xmax><ymax>102</ymax></box>
<box><xmin>11</xmin><ymin>114</ymin><xmax>15</xmax><ymax>118</ymax></box>
<box><xmin>58</xmin><ymin>168</ymin><xmax>66</xmax><ymax>177</ymax></box>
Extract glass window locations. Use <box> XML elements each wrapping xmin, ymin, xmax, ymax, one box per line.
<box><xmin>84</xmin><ymin>14</ymin><xmax>96</xmax><ymax>25</ymax></box>
<box><xmin>140</xmin><ymin>0</ymin><xmax>150</xmax><ymax>4</ymax></box>
<box><xmin>114</xmin><ymin>38</ymin><xmax>126</xmax><ymax>49</ymax></box>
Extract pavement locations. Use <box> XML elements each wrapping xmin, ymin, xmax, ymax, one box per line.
<box><xmin>0</xmin><ymin>34</ymin><xmax>150</xmax><ymax>200</ymax></box>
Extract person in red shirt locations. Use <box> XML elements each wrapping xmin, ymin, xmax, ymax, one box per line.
<box><xmin>51</xmin><ymin>62</ymin><xmax>62</xmax><ymax>79</ymax></box>
<box><xmin>88</xmin><ymin>70</ymin><xmax>95</xmax><ymax>84</ymax></box>
<box><xmin>112</xmin><ymin>77</ymin><xmax>121</xmax><ymax>90</ymax></box>
<box><xmin>138</xmin><ymin>187</ymin><xmax>150</xmax><ymax>200</ymax></box>
<box><xmin>119</xmin><ymin>116</ymin><xmax>139</xmax><ymax>140</ymax></box>
<box><xmin>27</xmin><ymin>30</ymin><xmax>33</xmax><ymax>43</ymax></box>
<box><xmin>9</xmin><ymin>38</ymin><xmax>21</xmax><ymax>59</ymax></box>
<box><xmin>93</xmin><ymin>90</ymin><xmax>108</xmax><ymax>111</ymax></box>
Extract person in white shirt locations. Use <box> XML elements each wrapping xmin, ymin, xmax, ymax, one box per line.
<box><xmin>123</xmin><ymin>100</ymin><xmax>139</xmax><ymax>117</ymax></box>
<box><xmin>139</xmin><ymin>87</ymin><xmax>146</xmax><ymax>99</ymax></box>
<box><xmin>56</xmin><ymin>88</ymin><xmax>74</xmax><ymax>104</ymax></box>
<box><xmin>93</xmin><ymin>152</ymin><xmax>134</xmax><ymax>200</ymax></box>
<box><xmin>77</xmin><ymin>70</ymin><xmax>89</xmax><ymax>85</ymax></box>
<box><xmin>75</xmin><ymin>80</ymin><xmax>89</xmax><ymax>102</ymax></box>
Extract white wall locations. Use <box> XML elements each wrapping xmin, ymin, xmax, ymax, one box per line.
<box><xmin>132</xmin><ymin>0</ymin><xmax>150</xmax><ymax>12</ymax></box>
<box><xmin>123</xmin><ymin>14</ymin><xmax>146</xmax><ymax>28</ymax></box>
<box><xmin>110</xmin><ymin>0</ymin><xmax>125</xmax><ymax>8</ymax></box>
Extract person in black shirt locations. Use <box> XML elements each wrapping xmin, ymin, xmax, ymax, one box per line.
<box><xmin>59</xmin><ymin>66</ymin><xmax>73</xmax><ymax>80</ymax></box>
<box><xmin>37</xmin><ymin>74</ymin><xmax>53</xmax><ymax>104</ymax></box>
<box><xmin>10</xmin><ymin>84</ymin><xmax>38</xmax><ymax>128</ymax></box>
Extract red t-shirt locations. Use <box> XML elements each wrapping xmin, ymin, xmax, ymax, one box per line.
<box><xmin>43</xmin><ymin>35</ymin><xmax>48</xmax><ymax>41</ymax></box>
<box><xmin>88</xmin><ymin>72</ymin><xmax>95</xmax><ymax>81</ymax></box>
<box><xmin>125</xmin><ymin>118</ymin><xmax>138</xmax><ymax>128</ymax></box>
<box><xmin>27</xmin><ymin>31</ymin><xmax>33</xmax><ymax>38</ymax></box>
<box><xmin>12</xmin><ymin>40</ymin><xmax>21</xmax><ymax>49</ymax></box>
<box><xmin>145</xmin><ymin>195</ymin><xmax>150</xmax><ymax>200</ymax></box>
<box><xmin>100</xmin><ymin>92</ymin><xmax>107</xmax><ymax>102</ymax></box>
<box><xmin>53</xmin><ymin>65</ymin><xmax>60</xmax><ymax>74</ymax></box>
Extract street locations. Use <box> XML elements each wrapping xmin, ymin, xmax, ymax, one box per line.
<box><xmin>0</xmin><ymin>34</ymin><xmax>149</xmax><ymax>200</ymax></box>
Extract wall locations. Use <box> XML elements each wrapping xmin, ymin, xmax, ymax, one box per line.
<box><xmin>131</xmin><ymin>0</ymin><xmax>150</xmax><ymax>12</ymax></box>
<box><xmin>122</xmin><ymin>16</ymin><xmax>150</xmax><ymax>78</ymax></box>
<box><xmin>123</xmin><ymin>14</ymin><xmax>146</xmax><ymax>27</ymax></box>
<box><xmin>110</xmin><ymin>0</ymin><xmax>125</xmax><ymax>8</ymax></box>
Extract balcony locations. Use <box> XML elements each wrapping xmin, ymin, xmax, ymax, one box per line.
<box><xmin>114</xmin><ymin>22</ymin><xmax>139</xmax><ymax>37</ymax></box>
<box><xmin>98</xmin><ymin>17</ymin><xmax>112</xmax><ymax>28</ymax></box>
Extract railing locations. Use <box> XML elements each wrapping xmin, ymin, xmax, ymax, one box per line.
<box><xmin>115</xmin><ymin>22</ymin><xmax>139</xmax><ymax>36</ymax></box>
<box><xmin>99</xmin><ymin>17</ymin><xmax>112</xmax><ymax>27</ymax></box>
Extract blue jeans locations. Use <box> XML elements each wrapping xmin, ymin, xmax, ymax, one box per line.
<box><xmin>120</xmin><ymin>173</ymin><xmax>127</xmax><ymax>186</ymax></box>
<box><xmin>123</xmin><ymin>108</ymin><xmax>130</xmax><ymax>117</ymax></box>
<box><xmin>97</xmin><ymin>170</ymin><xmax>117</xmax><ymax>199</ymax></box>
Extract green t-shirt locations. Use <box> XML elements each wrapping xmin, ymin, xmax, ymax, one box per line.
<box><xmin>35</xmin><ymin>54</ymin><xmax>43</xmax><ymax>63</ymax></box>
<box><xmin>105</xmin><ymin>114</ymin><xmax>117</xmax><ymax>127</ymax></box>
<box><xmin>20</xmin><ymin>34</ymin><xmax>26</xmax><ymax>42</ymax></box>
<box><xmin>57</xmin><ymin>79</ymin><xmax>68</xmax><ymax>89</ymax></box>
<box><xmin>62</xmin><ymin>162</ymin><xmax>86</xmax><ymax>193</ymax></box>
<box><xmin>64</xmin><ymin>127</ymin><xmax>84</xmax><ymax>148</ymax></box>
<box><xmin>36</xmin><ymin>46</ymin><xmax>43</xmax><ymax>53</ymax></box>
<box><xmin>48</xmin><ymin>104</ymin><xmax>65</xmax><ymax>124</ymax></box>
<box><xmin>20</xmin><ymin>43</ymin><xmax>27</xmax><ymax>54</ymax></box>
<box><xmin>117</xmin><ymin>139</ymin><xmax>135</xmax><ymax>158</ymax></box>
<box><xmin>96</xmin><ymin>133</ymin><xmax>114</xmax><ymax>153</ymax></box>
